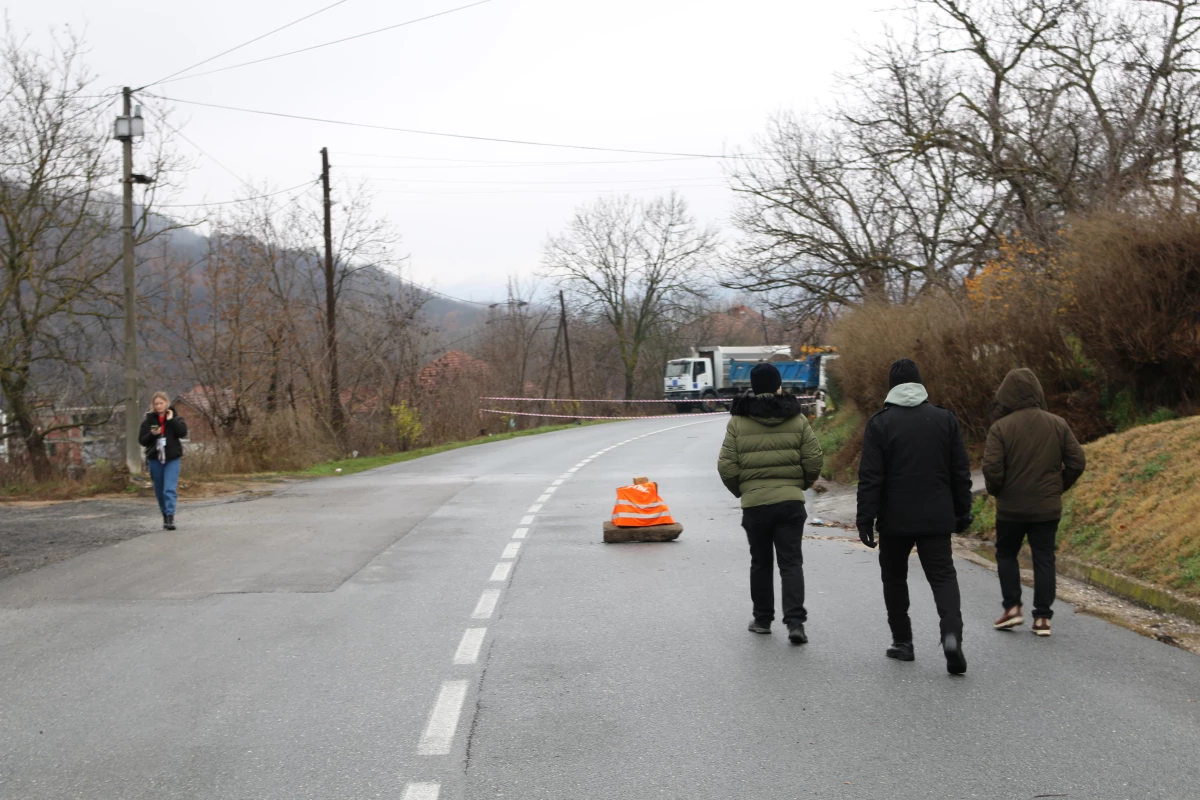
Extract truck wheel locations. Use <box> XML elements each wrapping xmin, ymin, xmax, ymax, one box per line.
<box><xmin>700</xmin><ymin>391</ymin><xmax>719</xmax><ymax>413</ymax></box>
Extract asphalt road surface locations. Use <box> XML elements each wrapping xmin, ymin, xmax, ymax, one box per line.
<box><xmin>0</xmin><ymin>417</ymin><xmax>1196</xmax><ymax>800</ymax></box>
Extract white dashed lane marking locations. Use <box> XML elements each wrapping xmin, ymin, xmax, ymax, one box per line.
<box><xmin>490</xmin><ymin>562</ymin><xmax>513</xmax><ymax>581</ymax></box>
<box><xmin>502</xmin><ymin>542</ymin><xmax>521</xmax><ymax>559</ymax></box>
<box><xmin>452</xmin><ymin>628</ymin><xmax>487</xmax><ymax>666</ymax></box>
<box><xmin>471</xmin><ymin>589</ymin><xmax>501</xmax><ymax>619</ymax></box>
<box><xmin>513</xmin><ymin>527</ymin><xmax>529</xmax><ymax>539</ymax></box>
<box><xmin>417</xmin><ymin>681</ymin><xmax>469</xmax><ymax>755</ymax></box>
<box><xmin>401</xmin><ymin>782</ymin><xmax>440</xmax><ymax>800</ymax></box>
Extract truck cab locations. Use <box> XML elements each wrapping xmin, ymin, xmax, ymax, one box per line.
<box><xmin>664</xmin><ymin>358</ymin><xmax>716</xmax><ymax>411</ymax></box>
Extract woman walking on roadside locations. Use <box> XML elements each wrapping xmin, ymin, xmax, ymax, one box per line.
<box><xmin>138</xmin><ymin>391</ymin><xmax>188</xmax><ymax>530</ymax></box>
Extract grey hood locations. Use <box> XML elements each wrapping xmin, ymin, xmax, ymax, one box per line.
<box><xmin>884</xmin><ymin>382</ymin><xmax>929</xmax><ymax>407</ymax></box>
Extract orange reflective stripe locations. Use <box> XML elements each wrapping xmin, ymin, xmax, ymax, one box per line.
<box><xmin>611</xmin><ymin>482</ymin><xmax>676</xmax><ymax>527</ymax></box>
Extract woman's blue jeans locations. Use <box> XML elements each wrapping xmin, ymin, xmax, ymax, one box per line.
<box><xmin>148</xmin><ymin>457</ymin><xmax>181</xmax><ymax>516</ymax></box>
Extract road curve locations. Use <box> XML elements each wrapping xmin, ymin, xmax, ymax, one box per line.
<box><xmin>0</xmin><ymin>417</ymin><xmax>1196</xmax><ymax>800</ymax></box>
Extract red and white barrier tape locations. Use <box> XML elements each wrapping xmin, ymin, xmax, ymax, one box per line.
<box><xmin>479</xmin><ymin>395</ymin><xmax>817</xmax><ymax>403</ymax></box>
<box><xmin>480</xmin><ymin>409</ymin><xmax>729</xmax><ymax>420</ymax></box>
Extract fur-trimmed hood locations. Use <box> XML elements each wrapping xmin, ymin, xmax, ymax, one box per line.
<box><xmin>729</xmin><ymin>392</ymin><xmax>804</xmax><ymax>426</ymax></box>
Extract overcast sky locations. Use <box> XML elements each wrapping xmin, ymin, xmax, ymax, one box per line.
<box><xmin>16</xmin><ymin>0</ymin><xmax>891</xmax><ymax>303</ymax></box>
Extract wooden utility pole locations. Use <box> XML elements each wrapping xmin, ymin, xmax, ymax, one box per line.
<box><xmin>558</xmin><ymin>290</ymin><xmax>575</xmax><ymax>399</ymax></box>
<box><xmin>120</xmin><ymin>87</ymin><xmax>140</xmax><ymax>475</ymax></box>
<box><xmin>321</xmin><ymin>148</ymin><xmax>345</xmax><ymax>436</ymax></box>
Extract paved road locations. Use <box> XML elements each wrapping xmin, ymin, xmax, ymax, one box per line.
<box><xmin>0</xmin><ymin>418</ymin><xmax>1196</xmax><ymax>799</ymax></box>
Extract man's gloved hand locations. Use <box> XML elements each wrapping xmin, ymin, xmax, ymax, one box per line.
<box><xmin>955</xmin><ymin>513</ymin><xmax>974</xmax><ymax>534</ymax></box>
<box><xmin>857</xmin><ymin>519</ymin><xmax>877</xmax><ymax>549</ymax></box>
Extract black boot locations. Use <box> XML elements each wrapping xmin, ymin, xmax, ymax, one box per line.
<box><xmin>164</xmin><ymin>514</ymin><xmax>176</xmax><ymax>531</ymax></box>
<box><xmin>942</xmin><ymin>632</ymin><xmax>967</xmax><ymax>675</ymax></box>
<box><xmin>886</xmin><ymin>641</ymin><xmax>915</xmax><ymax>661</ymax></box>
<box><xmin>787</xmin><ymin>622</ymin><xmax>808</xmax><ymax>645</ymax></box>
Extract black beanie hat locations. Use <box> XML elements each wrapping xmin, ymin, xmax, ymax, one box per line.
<box><xmin>888</xmin><ymin>358</ymin><xmax>922</xmax><ymax>389</ymax></box>
<box><xmin>751</xmin><ymin>362</ymin><xmax>782</xmax><ymax>394</ymax></box>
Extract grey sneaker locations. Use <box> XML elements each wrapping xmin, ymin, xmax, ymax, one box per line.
<box><xmin>747</xmin><ymin>619</ymin><xmax>771</xmax><ymax>634</ymax></box>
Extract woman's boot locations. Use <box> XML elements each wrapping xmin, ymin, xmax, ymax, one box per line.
<box><xmin>165</xmin><ymin>514</ymin><xmax>176</xmax><ymax>531</ymax></box>
<box><xmin>162</xmin><ymin>513</ymin><xmax>170</xmax><ymax>530</ymax></box>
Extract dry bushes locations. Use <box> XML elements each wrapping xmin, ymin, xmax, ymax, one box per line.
<box><xmin>186</xmin><ymin>412</ymin><xmax>341</xmax><ymax>476</ymax></box>
<box><xmin>1066</xmin><ymin>214</ymin><xmax>1200</xmax><ymax>410</ymax></box>
<box><xmin>831</xmin><ymin>289</ymin><xmax>1081</xmax><ymax>440</ymax></box>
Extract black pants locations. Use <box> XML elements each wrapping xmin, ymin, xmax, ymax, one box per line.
<box><xmin>878</xmin><ymin>534</ymin><xmax>963</xmax><ymax>642</ymax></box>
<box><xmin>995</xmin><ymin>519</ymin><xmax>1059</xmax><ymax>619</ymax></box>
<box><xmin>741</xmin><ymin>500</ymin><xmax>807</xmax><ymax>626</ymax></box>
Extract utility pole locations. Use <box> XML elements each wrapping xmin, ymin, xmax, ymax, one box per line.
<box><xmin>320</xmin><ymin>147</ymin><xmax>345</xmax><ymax>438</ymax></box>
<box><xmin>558</xmin><ymin>290</ymin><xmax>575</xmax><ymax>399</ymax></box>
<box><xmin>117</xmin><ymin>87</ymin><xmax>142</xmax><ymax>476</ymax></box>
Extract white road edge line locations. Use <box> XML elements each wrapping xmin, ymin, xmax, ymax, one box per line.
<box><xmin>401</xmin><ymin>782</ymin><xmax>440</xmax><ymax>800</ymax></box>
<box><xmin>502</xmin><ymin>542</ymin><xmax>521</xmax><ymax>559</ymax></box>
<box><xmin>535</xmin><ymin>494</ymin><xmax>551</xmax><ymax>503</ymax></box>
<box><xmin>490</xmin><ymin>562</ymin><xmax>513</xmax><ymax>581</ymax></box>
<box><xmin>543</xmin><ymin>486</ymin><xmax>558</xmax><ymax>494</ymax></box>
<box><xmin>452</xmin><ymin>628</ymin><xmax>487</xmax><ymax>665</ymax></box>
<box><xmin>417</xmin><ymin>680</ymin><xmax>469</xmax><ymax>755</ymax></box>
<box><xmin>551</xmin><ymin>479</ymin><xmax>564</xmax><ymax>486</ymax></box>
<box><xmin>472</xmin><ymin>589</ymin><xmax>501</xmax><ymax>619</ymax></box>
<box><xmin>513</xmin><ymin>527</ymin><xmax>529</xmax><ymax>539</ymax></box>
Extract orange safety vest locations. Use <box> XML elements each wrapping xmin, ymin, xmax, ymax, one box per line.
<box><xmin>611</xmin><ymin>481</ymin><xmax>676</xmax><ymax>527</ymax></box>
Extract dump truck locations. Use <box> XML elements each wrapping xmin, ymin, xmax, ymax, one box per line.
<box><xmin>663</xmin><ymin>345</ymin><xmax>834</xmax><ymax>413</ymax></box>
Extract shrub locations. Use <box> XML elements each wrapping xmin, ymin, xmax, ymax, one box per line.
<box><xmin>390</xmin><ymin>402</ymin><xmax>424</xmax><ymax>450</ymax></box>
<box><xmin>1065</xmin><ymin>213</ymin><xmax>1200</xmax><ymax>411</ymax></box>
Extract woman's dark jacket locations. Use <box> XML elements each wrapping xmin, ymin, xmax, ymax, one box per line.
<box><xmin>138</xmin><ymin>407</ymin><xmax>188</xmax><ymax>461</ymax></box>
<box><xmin>856</xmin><ymin>384</ymin><xmax>973</xmax><ymax>536</ymax></box>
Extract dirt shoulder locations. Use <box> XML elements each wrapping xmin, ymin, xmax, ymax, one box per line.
<box><xmin>0</xmin><ymin>479</ymin><xmax>293</xmax><ymax>582</ymax></box>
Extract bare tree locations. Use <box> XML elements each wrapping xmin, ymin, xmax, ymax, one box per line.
<box><xmin>0</xmin><ymin>30</ymin><xmax>175</xmax><ymax>480</ymax></box>
<box><xmin>544</xmin><ymin>193</ymin><xmax>717</xmax><ymax>400</ymax></box>
<box><xmin>727</xmin><ymin>0</ymin><xmax>1200</xmax><ymax>321</ymax></box>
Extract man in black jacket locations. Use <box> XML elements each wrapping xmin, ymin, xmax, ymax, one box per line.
<box><xmin>856</xmin><ymin>359</ymin><xmax>974</xmax><ymax>675</ymax></box>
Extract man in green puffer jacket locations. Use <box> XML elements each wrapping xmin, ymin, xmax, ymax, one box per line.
<box><xmin>717</xmin><ymin>363</ymin><xmax>824</xmax><ymax>644</ymax></box>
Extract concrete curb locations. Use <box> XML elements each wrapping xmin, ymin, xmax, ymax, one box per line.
<box><xmin>961</xmin><ymin>538</ymin><xmax>1200</xmax><ymax>625</ymax></box>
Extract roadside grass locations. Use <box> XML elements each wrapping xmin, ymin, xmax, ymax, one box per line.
<box><xmin>0</xmin><ymin>422</ymin><xmax>607</xmax><ymax>503</ymax></box>
<box><xmin>971</xmin><ymin>414</ymin><xmax>1200</xmax><ymax>599</ymax></box>
<box><xmin>810</xmin><ymin>406</ymin><xmax>864</xmax><ymax>482</ymax></box>
<box><xmin>298</xmin><ymin>421</ymin><xmax>607</xmax><ymax>478</ymax></box>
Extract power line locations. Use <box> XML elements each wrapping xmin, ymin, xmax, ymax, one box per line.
<box><xmin>143</xmin><ymin>93</ymin><xmax>749</xmax><ymax>158</ymax></box>
<box><xmin>155</xmin><ymin>181</ymin><xmax>318</xmax><ymax>208</ymax></box>
<box><xmin>152</xmin><ymin>0</ymin><xmax>496</xmax><ymax>87</ymax></box>
<box><xmin>340</xmin><ymin>153</ymin><xmax>708</xmax><ymax>165</ymax></box>
<box><xmin>140</xmin><ymin>0</ymin><xmax>356</xmax><ymax>89</ymax></box>
<box><xmin>353</xmin><ymin>176</ymin><xmax>724</xmax><ymax>185</ymax></box>
<box><xmin>365</xmin><ymin>183</ymin><xmax>728</xmax><ymax>195</ymax></box>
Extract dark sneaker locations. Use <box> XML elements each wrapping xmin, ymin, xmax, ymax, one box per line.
<box><xmin>164</xmin><ymin>514</ymin><xmax>176</xmax><ymax>531</ymax></box>
<box><xmin>787</xmin><ymin>623</ymin><xmax>808</xmax><ymax>645</ymax></box>
<box><xmin>942</xmin><ymin>632</ymin><xmax>967</xmax><ymax>675</ymax></box>
<box><xmin>994</xmin><ymin>606</ymin><xmax>1024</xmax><ymax>630</ymax></box>
<box><xmin>886</xmin><ymin>641</ymin><xmax>915</xmax><ymax>661</ymax></box>
<box><xmin>1032</xmin><ymin>617</ymin><xmax>1052</xmax><ymax>637</ymax></box>
<box><xmin>747</xmin><ymin>620</ymin><xmax>771</xmax><ymax>634</ymax></box>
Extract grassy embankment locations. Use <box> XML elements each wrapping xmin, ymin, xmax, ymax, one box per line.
<box><xmin>0</xmin><ymin>422</ymin><xmax>604</xmax><ymax>502</ymax></box>
<box><xmin>970</xmin><ymin>415</ymin><xmax>1200</xmax><ymax>599</ymax></box>
<box><xmin>810</xmin><ymin>406</ymin><xmax>864</xmax><ymax>483</ymax></box>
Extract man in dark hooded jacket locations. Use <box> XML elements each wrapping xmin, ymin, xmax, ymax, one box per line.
<box><xmin>983</xmin><ymin>368</ymin><xmax>1086</xmax><ymax>637</ymax></box>
<box><xmin>718</xmin><ymin>363</ymin><xmax>824</xmax><ymax>644</ymax></box>
<box><xmin>856</xmin><ymin>359</ymin><xmax>973</xmax><ymax>675</ymax></box>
